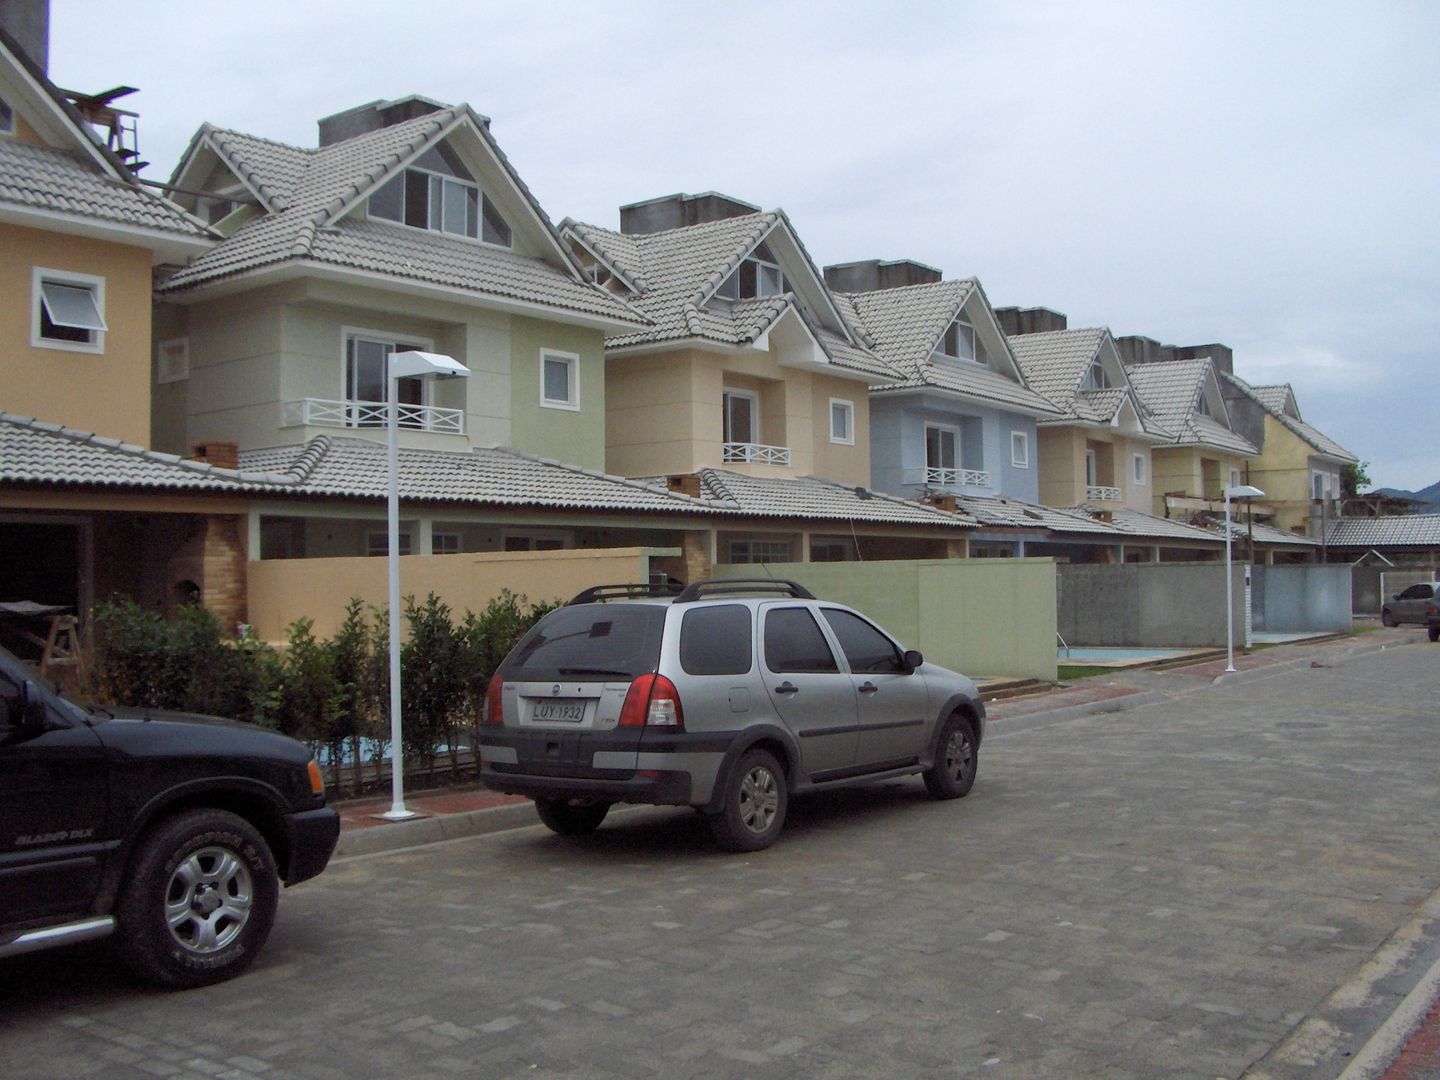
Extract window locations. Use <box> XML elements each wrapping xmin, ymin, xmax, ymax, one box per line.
<box><xmin>730</xmin><ymin>539</ymin><xmax>790</xmax><ymax>564</ymax></box>
<box><xmin>715</xmin><ymin>241</ymin><xmax>785</xmax><ymax>300</ymax></box>
<box><xmin>345</xmin><ymin>332</ymin><xmax>431</xmax><ymax>422</ymax></box>
<box><xmin>1082</xmin><ymin>361</ymin><xmax>1111</xmax><ymax>390</ymax></box>
<box><xmin>0</xmin><ymin>94</ymin><xmax>13</xmax><ymax>134</ymax></box>
<box><xmin>723</xmin><ymin>389</ymin><xmax>758</xmax><ymax>444</ymax></box>
<box><xmin>937</xmin><ymin>318</ymin><xmax>988</xmax><ymax>364</ymax></box>
<box><xmin>367</xmin><ymin>531</ymin><xmax>412</xmax><ymax>557</ymax></box>
<box><xmin>926</xmin><ymin>425</ymin><xmax>959</xmax><ymax>472</ymax></box>
<box><xmin>367</xmin><ymin>141</ymin><xmax>512</xmax><ymax>246</ymax></box>
<box><xmin>680</xmin><ymin>605</ymin><xmax>753</xmax><ymax>676</ymax></box>
<box><xmin>32</xmin><ymin>268</ymin><xmax>107</xmax><ymax>352</ymax></box>
<box><xmin>821</xmin><ymin>609</ymin><xmax>906</xmax><ymax>674</ymax></box>
<box><xmin>1133</xmin><ymin>454</ymin><xmax>1147</xmax><ymax>485</ymax></box>
<box><xmin>1085</xmin><ymin>449</ymin><xmax>1098</xmax><ymax>486</ymax></box>
<box><xmin>157</xmin><ymin>338</ymin><xmax>189</xmax><ymax>383</ymax></box>
<box><xmin>829</xmin><ymin>399</ymin><xmax>854</xmax><ymax>445</ymax></box>
<box><xmin>1312</xmin><ymin>472</ymin><xmax>1327</xmax><ymax>499</ymax></box>
<box><xmin>503</xmin><ymin>533</ymin><xmax>567</xmax><ymax>551</ymax></box>
<box><xmin>1229</xmin><ymin>468</ymin><xmax>1242</xmax><ymax>491</ymax></box>
<box><xmin>811</xmin><ymin>537</ymin><xmax>857</xmax><ymax>562</ymax></box>
<box><xmin>540</xmin><ymin>350</ymin><xmax>579</xmax><ymax>410</ymax></box>
<box><xmin>1011</xmin><ymin>431</ymin><xmax>1029</xmax><ymax>468</ymax></box>
<box><xmin>763</xmin><ymin>608</ymin><xmax>839</xmax><ymax>674</ymax></box>
<box><xmin>432</xmin><ymin>532</ymin><xmax>461</xmax><ymax>555</ymax></box>
<box><xmin>505</xmin><ymin>606</ymin><xmax>666</xmax><ymax>683</ymax></box>
<box><xmin>1196</xmin><ymin>393</ymin><xmax>1212</xmax><ymax>417</ymax></box>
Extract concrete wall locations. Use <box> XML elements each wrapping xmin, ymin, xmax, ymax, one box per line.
<box><xmin>1250</xmin><ymin>565</ymin><xmax>1352</xmax><ymax>632</ymax></box>
<box><xmin>246</xmin><ymin>546</ymin><xmax>670</xmax><ymax>641</ymax></box>
<box><xmin>1057</xmin><ymin>562</ymin><xmax>1246</xmax><ymax>647</ymax></box>
<box><xmin>713</xmin><ymin>557</ymin><xmax>1057</xmax><ymax>681</ymax></box>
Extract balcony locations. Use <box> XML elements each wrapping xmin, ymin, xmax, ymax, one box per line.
<box><xmin>282</xmin><ymin>398</ymin><xmax>465</xmax><ymax>435</ymax></box>
<box><xmin>1087</xmin><ymin>485</ymin><xmax>1122</xmax><ymax>502</ymax></box>
<box><xmin>723</xmin><ymin>442</ymin><xmax>791</xmax><ymax>466</ymax></box>
<box><xmin>926</xmin><ymin>467</ymin><xmax>991</xmax><ymax>489</ymax></box>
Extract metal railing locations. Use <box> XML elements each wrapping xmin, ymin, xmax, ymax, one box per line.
<box><xmin>926</xmin><ymin>467</ymin><xmax>991</xmax><ymax>488</ymax></box>
<box><xmin>281</xmin><ymin>398</ymin><xmax>465</xmax><ymax>435</ymax></box>
<box><xmin>1087</xmin><ymin>485</ymin><xmax>1122</xmax><ymax>502</ymax></box>
<box><xmin>723</xmin><ymin>442</ymin><xmax>791</xmax><ymax>465</ymax></box>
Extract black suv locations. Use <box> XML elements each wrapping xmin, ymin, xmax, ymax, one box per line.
<box><xmin>0</xmin><ymin>645</ymin><xmax>340</xmax><ymax>987</ymax></box>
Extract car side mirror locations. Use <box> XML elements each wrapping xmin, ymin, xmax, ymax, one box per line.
<box><xmin>902</xmin><ymin>650</ymin><xmax>924</xmax><ymax>673</ymax></box>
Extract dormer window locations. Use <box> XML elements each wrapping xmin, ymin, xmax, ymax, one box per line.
<box><xmin>368</xmin><ymin>142</ymin><xmax>512</xmax><ymax>246</ymax></box>
<box><xmin>937</xmin><ymin>318</ymin><xmax>988</xmax><ymax>364</ymax></box>
<box><xmin>0</xmin><ymin>95</ymin><xmax>13</xmax><ymax>135</ymax></box>
<box><xmin>716</xmin><ymin>241</ymin><xmax>785</xmax><ymax>300</ymax></box>
<box><xmin>1196</xmin><ymin>393</ymin><xmax>1212</xmax><ymax>417</ymax></box>
<box><xmin>1082</xmin><ymin>361</ymin><xmax>1111</xmax><ymax>390</ymax></box>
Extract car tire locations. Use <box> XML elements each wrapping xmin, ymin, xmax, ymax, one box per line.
<box><xmin>1428</xmin><ymin>625</ymin><xmax>1439</xmax><ymax>643</ymax></box>
<box><xmin>116</xmin><ymin>809</ymin><xmax>278</xmax><ymax>989</ymax></box>
<box><xmin>1381</xmin><ymin>609</ymin><xmax>1396</xmax><ymax>627</ymax></box>
<box><xmin>534</xmin><ymin>797</ymin><xmax>610</xmax><ymax>836</ymax></box>
<box><xmin>708</xmin><ymin>748</ymin><xmax>787</xmax><ymax>852</ymax></box>
<box><xmin>923</xmin><ymin>714</ymin><xmax>978</xmax><ymax>800</ymax></box>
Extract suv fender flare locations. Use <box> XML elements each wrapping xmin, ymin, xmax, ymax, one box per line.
<box><xmin>928</xmin><ymin>693</ymin><xmax>986</xmax><ymax>763</ymax></box>
<box><xmin>702</xmin><ymin>723</ymin><xmax>802</xmax><ymax>814</ymax></box>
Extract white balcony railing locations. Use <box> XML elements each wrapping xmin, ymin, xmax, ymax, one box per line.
<box><xmin>724</xmin><ymin>441</ymin><xmax>791</xmax><ymax>465</ymax></box>
<box><xmin>926</xmin><ymin>466</ymin><xmax>991</xmax><ymax>488</ymax></box>
<box><xmin>1087</xmin><ymin>485</ymin><xmax>1122</xmax><ymax>502</ymax></box>
<box><xmin>282</xmin><ymin>398</ymin><xmax>465</xmax><ymax>435</ymax></box>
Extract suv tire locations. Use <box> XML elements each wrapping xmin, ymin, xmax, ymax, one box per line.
<box><xmin>534</xmin><ymin>797</ymin><xmax>610</xmax><ymax>836</ymax></box>
<box><xmin>1428</xmin><ymin>625</ymin><xmax>1438</xmax><ymax>643</ymax></box>
<box><xmin>708</xmin><ymin>748</ymin><xmax>787</xmax><ymax>852</ymax></box>
<box><xmin>116</xmin><ymin>809</ymin><xmax>279</xmax><ymax>989</ymax></box>
<box><xmin>923</xmin><ymin>714</ymin><xmax>977</xmax><ymax>800</ymax></box>
<box><xmin>1381</xmin><ymin>609</ymin><xmax>1397</xmax><ymax>627</ymax></box>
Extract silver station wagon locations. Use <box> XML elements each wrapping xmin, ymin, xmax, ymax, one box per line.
<box><xmin>479</xmin><ymin>580</ymin><xmax>986</xmax><ymax>851</ymax></box>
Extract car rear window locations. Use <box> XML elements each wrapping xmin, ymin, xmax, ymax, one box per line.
<box><xmin>501</xmin><ymin>604</ymin><xmax>665</xmax><ymax>682</ymax></box>
<box><xmin>680</xmin><ymin>604</ymin><xmax>753</xmax><ymax>676</ymax></box>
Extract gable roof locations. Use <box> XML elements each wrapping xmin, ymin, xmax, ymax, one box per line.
<box><xmin>157</xmin><ymin>106</ymin><xmax>645</xmax><ymax>328</ymax></box>
<box><xmin>562</xmin><ymin>212</ymin><xmax>897</xmax><ymax>381</ymax></box>
<box><xmin>1325</xmin><ymin>514</ymin><xmax>1440</xmax><ymax>547</ymax></box>
<box><xmin>1007</xmin><ymin>328</ymin><xmax>1172</xmax><ymax>437</ymax></box>
<box><xmin>1222</xmin><ymin>373</ymin><xmax>1357</xmax><ymax>463</ymax></box>
<box><xmin>1125</xmin><ymin>359</ymin><xmax>1257</xmax><ymax>456</ymax></box>
<box><xmin>834</xmin><ymin>280</ymin><xmax>1063</xmax><ymax>417</ymax></box>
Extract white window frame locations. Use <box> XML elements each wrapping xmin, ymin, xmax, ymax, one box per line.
<box><xmin>1133</xmin><ymin>453</ymin><xmax>1147</xmax><ymax>486</ymax></box>
<box><xmin>1085</xmin><ymin>449</ymin><xmax>1098</xmax><ymax>486</ymax></box>
<box><xmin>432</xmin><ymin>531</ymin><xmax>461</xmax><ymax>555</ymax></box>
<box><xmin>539</xmin><ymin>350</ymin><xmax>580</xmax><ymax>411</ymax></box>
<box><xmin>341</xmin><ymin>326</ymin><xmax>435</xmax><ymax>406</ymax></box>
<box><xmin>366</xmin><ymin>159</ymin><xmax>513</xmax><ymax>249</ymax></box>
<box><xmin>937</xmin><ymin>318</ymin><xmax>988</xmax><ymax>365</ymax></box>
<box><xmin>1010</xmin><ymin>431</ymin><xmax>1029</xmax><ymax>468</ymax></box>
<box><xmin>1230</xmin><ymin>467</ymin><xmax>1242</xmax><ymax>491</ymax></box>
<box><xmin>31</xmin><ymin>267</ymin><xmax>107</xmax><ymax>354</ymax></box>
<box><xmin>1312</xmin><ymin>471</ymin><xmax>1328</xmax><ymax>499</ymax></box>
<box><xmin>157</xmin><ymin>337</ymin><xmax>190</xmax><ymax>383</ymax></box>
<box><xmin>829</xmin><ymin>398</ymin><xmax>855</xmax><ymax>445</ymax></box>
<box><xmin>723</xmin><ymin>389</ymin><xmax>760</xmax><ymax>444</ymax></box>
<box><xmin>1083</xmin><ymin>361</ymin><xmax>1110</xmax><ymax>390</ymax></box>
<box><xmin>367</xmin><ymin>531</ymin><xmax>412</xmax><ymax>557</ymax></box>
<box><xmin>730</xmin><ymin>539</ymin><xmax>791</xmax><ymax>564</ymax></box>
<box><xmin>716</xmin><ymin>254</ymin><xmax>786</xmax><ymax>301</ymax></box>
<box><xmin>926</xmin><ymin>423</ymin><xmax>960</xmax><ymax>471</ymax></box>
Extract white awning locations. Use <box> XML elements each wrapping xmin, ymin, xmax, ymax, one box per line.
<box><xmin>40</xmin><ymin>281</ymin><xmax>107</xmax><ymax>331</ymax></box>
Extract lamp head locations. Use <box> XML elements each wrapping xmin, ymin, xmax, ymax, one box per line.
<box><xmin>1224</xmin><ymin>484</ymin><xmax>1265</xmax><ymax>500</ymax></box>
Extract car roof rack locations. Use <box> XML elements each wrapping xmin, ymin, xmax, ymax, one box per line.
<box><xmin>566</xmin><ymin>582</ymin><xmax>684</xmax><ymax>606</ymax></box>
<box><xmin>673</xmin><ymin>579</ymin><xmax>815</xmax><ymax>604</ymax></box>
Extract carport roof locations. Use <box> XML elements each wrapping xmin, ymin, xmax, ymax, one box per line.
<box><xmin>1324</xmin><ymin>514</ymin><xmax>1440</xmax><ymax>547</ymax></box>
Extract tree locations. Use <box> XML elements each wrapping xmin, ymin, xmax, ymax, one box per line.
<box><xmin>1341</xmin><ymin>460</ymin><xmax>1372</xmax><ymax>498</ymax></box>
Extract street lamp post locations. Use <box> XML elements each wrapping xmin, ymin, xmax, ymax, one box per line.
<box><xmin>381</xmin><ymin>351</ymin><xmax>470</xmax><ymax>821</ymax></box>
<box><xmin>1224</xmin><ymin>483</ymin><xmax>1265</xmax><ymax>674</ymax></box>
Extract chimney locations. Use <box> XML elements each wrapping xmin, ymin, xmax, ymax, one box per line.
<box><xmin>317</xmin><ymin>94</ymin><xmax>450</xmax><ymax>147</ymax></box>
<box><xmin>994</xmin><ymin>306</ymin><xmax>1069</xmax><ymax>336</ymax></box>
<box><xmin>1115</xmin><ymin>335</ymin><xmax>1175</xmax><ymax>366</ymax></box>
<box><xmin>618</xmin><ymin>192</ymin><xmax>760</xmax><ymax>235</ymax></box>
<box><xmin>191</xmin><ymin>440</ymin><xmax>240</xmax><ymax>471</ymax></box>
<box><xmin>1171</xmin><ymin>343</ymin><xmax>1233</xmax><ymax>377</ymax></box>
<box><xmin>666</xmin><ymin>474</ymin><xmax>703</xmax><ymax>498</ymax></box>
<box><xmin>920</xmin><ymin>493</ymin><xmax>959</xmax><ymax>513</ymax></box>
<box><xmin>823</xmin><ymin>258</ymin><xmax>943</xmax><ymax>293</ymax></box>
<box><xmin>0</xmin><ymin>0</ymin><xmax>49</xmax><ymax>73</ymax></box>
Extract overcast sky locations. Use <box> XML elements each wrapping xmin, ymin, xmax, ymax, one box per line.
<box><xmin>51</xmin><ymin>1</ymin><xmax>1440</xmax><ymax>491</ymax></box>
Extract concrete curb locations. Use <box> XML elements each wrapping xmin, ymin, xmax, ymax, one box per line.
<box><xmin>989</xmin><ymin>690</ymin><xmax>1166</xmax><ymax>734</ymax></box>
<box><xmin>334</xmin><ymin>800</ymin><xmax>540</xmax><ymax>859</ymax></box>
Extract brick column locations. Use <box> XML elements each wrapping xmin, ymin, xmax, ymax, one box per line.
<box><xmin>654</xmin><ymin>529</ymin><xmax>713</xmax><ymax>585</ymax></box>
<box><xmin>201</xmin><ymin>515</ymin><xmax>247</xmax><ymax>632</ymax></box>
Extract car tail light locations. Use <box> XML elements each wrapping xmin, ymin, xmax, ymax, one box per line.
<box><xmin>484</xmin><ymin>675</ymin><xmax>504</xmax><ymax>725</ymax></box>
<box><xmin>618</xmin><ymin>674</ymin><xmax>684</xmax><ymax>730</ymax></box>
<box><xmin>1427</xmin><ymin>603</ymin><xmax>1438</xmax><ymax>616</ymax></box>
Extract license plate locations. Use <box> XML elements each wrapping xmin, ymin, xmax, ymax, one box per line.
<box><xmin>532</xmin><ymin>699</ymin><xmax>585</xmax><ymax>723</ymax></box>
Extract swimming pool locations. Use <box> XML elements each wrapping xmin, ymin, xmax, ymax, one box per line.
<box><xmin>1057</xmin><ymin>646</ymin><xmax>1197</xmax><ymax>663</ymax></box>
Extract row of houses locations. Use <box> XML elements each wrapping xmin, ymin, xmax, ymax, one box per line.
<box><xmin>2</xmin><ymin>11</ymin><xmax>1432</xmax><ymax>643</ymax></box>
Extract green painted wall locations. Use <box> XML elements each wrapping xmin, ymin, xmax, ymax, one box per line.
<box><xmin>713</xmin><ymin>558</ymin><xmax>1058</xmax><ymax>681</ymax></box>
<box><xmin>508</xmin><ymin>316</ymin><xmax>607</xmax><ymax>470</ymax></box>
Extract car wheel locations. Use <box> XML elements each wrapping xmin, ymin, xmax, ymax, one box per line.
<box><xmin>116</xmin><ymin>809</ymin><xmax>278</xmax><ymax>989</ymax></box>
<box><xmin>708</xmin><ymin>748</ymin><xmax>787</xmax><ymax>852</ymax></box>
<box><xmin>1381</xmin><ymin>609</ymin><xmax>1396</xmax><ymax>627</ymax></box>
<box><xmin>1428</xmin><ymin>625</ymin><xmax>1439</xmax><ymax>643</ymax></box>
<box><xmin>534</xmin><ymin>797</ymin><xmax>610</xmax><ymax>836</ymax></box>
<box><xmin>923</xmin><ymin>714</ymin><xmax>978</xmax><ymax>800</ymax></box>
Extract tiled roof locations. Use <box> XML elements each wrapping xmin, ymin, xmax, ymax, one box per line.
<box><xmin>951</xmin><ymin>495</ymin><xmax>1125</xmax><ymax>535</ymax></box>
<box><xmin>694</xmin><ymin>471</ymin><xmax>976</xmax><ymax>528</ymax></box>
<box><xmin>1007</xmin><ymin>329</ymin><xmax>1172</xmax><ymax>437</ymax></box>
<box><xmin>564</xmin><ymin>215</ymin><xmax>896</xmax><ymax>380</ymax></box>
<box><xmin>1201</xmin><ymin>514</ymin><xmax>1320</xmax><ymax>547</ymax></box>
<box><xmin>1223</xmin><ymin>374</ymin><xmax>1357</xmax><ymax>462</ymax></box>
<box><xmin>0</xmin><ymin>138</ymin><xmax>208</xmax><ymax>237</ymax></box>
<box><xmin>157</xmin><ymin>111</ymin><xmax>644</xmax><ymax>325</ymax></box>
<box><xmin>1126</xmin><ymin>360</ymin><xmax>1257</xmax><ymax>455</ymax></box>
<box><xmin>836</xmin><ymin>281</ymin><xmax>1062</xmax><ymax>416</ymax></box>
<box><xmin>1325</xmin><ymin>514</ymin><xmax>1440</xmax><ymax>547</ymax></box>
<box><xmin>1081</xmin><ymin>507</ymin><xmax>1222</xmax><ymax>543</ymax></box>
